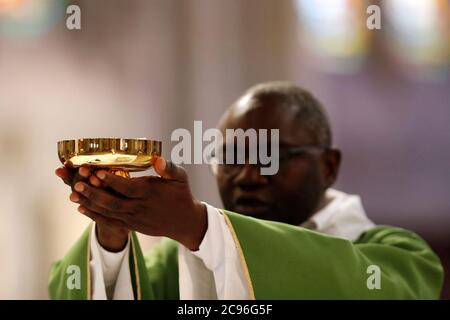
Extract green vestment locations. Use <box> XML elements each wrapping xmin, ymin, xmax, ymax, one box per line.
<box><xmin>48</xmin><ymin>210</ymin><xmax>443</xmax><ymax>299</ymax></box>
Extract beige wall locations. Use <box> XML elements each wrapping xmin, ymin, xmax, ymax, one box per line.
<box><xmin>0</xmin><ymin>0</ymin><xmax>448</xmax><ymax>298</ymax></box>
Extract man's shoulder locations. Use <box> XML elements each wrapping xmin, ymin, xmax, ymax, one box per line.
<box><xmin>355</xmin><ymin>225</ymin><xmax>432</xmax><ymax>249</ymax></box>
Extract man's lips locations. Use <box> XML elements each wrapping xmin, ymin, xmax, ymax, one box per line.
<box><xmin>233</xmin><ymin>196</ymin><xmax>272</xmax><ymax>216</ymax></box>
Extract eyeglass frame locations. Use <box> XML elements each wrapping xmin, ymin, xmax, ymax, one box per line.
<box><xmin>208</xmin><ymin>144</ymin><xmax>330</xmax><ymax>176</ymax></box>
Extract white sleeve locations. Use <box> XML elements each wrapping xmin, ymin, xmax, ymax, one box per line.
<box><xmin>178</xmin><ymin>203</ymin><xmax>250</xmax><ymax>300</ymax></box>
<box><xmin>89</xmin><ymin>223</ymin><xmax>134</xmax><ymax>300</ymax></box>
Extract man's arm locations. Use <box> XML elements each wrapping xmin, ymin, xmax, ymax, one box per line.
<box><xmin>222</xmin><ymin>211</ymin><xmax>443</xmax><ymax>299</ymax></box>
<box><xmin>89</xmin><ymin>224</ymin><xmax>133</xmax><ymax>299</ymax></box>
<box><xmin>48</xmin><ymin>223</ymin><xmax>180</xmax><ymax>300</ymax></box>
<box><xmin>56</xmin><ymin>159</ymin><xmax>443</xmax><ymax>299</ymax></box>
<box><xmin>179</xmin><ymin>203</ymin><xmax>250</xmax><ymax>299</ymax></box>
<box><xmin>48</xmin><ymin>223</ymin><xmax>130</xmax><ymax>300</ymax></box>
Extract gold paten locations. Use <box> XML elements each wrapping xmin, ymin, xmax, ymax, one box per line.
<box><xmin>57</xmin><ymin>138</ymin><xmax>162</xmax><ymax>177</ymax></box>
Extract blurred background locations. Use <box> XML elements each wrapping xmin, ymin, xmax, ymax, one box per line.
<box><xmin>0</xmin><ymin>0</ymin><xmax>449</xmax><ymax>299</ymax></box>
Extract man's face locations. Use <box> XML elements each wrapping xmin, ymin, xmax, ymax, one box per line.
<box><xmin>215</xmin><ymin>99</ymin><xmax>338</xmax><ymax>226</ymax></box>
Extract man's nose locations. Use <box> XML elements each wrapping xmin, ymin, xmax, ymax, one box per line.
<box><xmin>233</xmin><ymin>164</ymin><xmax>268</xmax><ymax>188</ymax></box>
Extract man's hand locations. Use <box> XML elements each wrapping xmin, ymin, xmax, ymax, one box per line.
<box><xmin>55</xmin><ymin>162</ymin><xmax>130</xmax><ymax>252</ymax></box>
<box><xmin>68</xmin><ymin>158</ymin><xmax>208</xmax><ymax>251</ymax></box>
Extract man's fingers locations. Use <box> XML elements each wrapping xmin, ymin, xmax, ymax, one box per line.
<box><xmin>70</xmin><ymin>166</ymin><xmax>95</xmax><ymax>190</ymax></box>
<box><xmin>153</xmin><ymin>157</ymin><xmax>187</xmax><ymax>182</ymax></box>
<box><xmin>70</xmin><ymin>192</ymin><xmax>129</xmax><ymax>221</ymax></box>
<box><xmin>96</xmin><ymin>171</ymin><xmax>151</xmax><ymax>198</ymax></box>
<box><xmin>73</xmin><ymin>182</ymin><xmax>134</xmax><ymax>213</ymax></box>
<box><xmin>77</xmin><ymin>205</ymin><xmax>128</xmax><ymax>229</ymax></box>
<box><xmin>55</xmin><ymin>167</ymin><xmax>72</xmax><ymax>185</ymax></box>
<box><xmin>89</xmin><ymin>175</ymin><xmax>103</xmax><ymax>188</ymax></box>
<box><xmin>78</xmin><ymin>165</ymin><xmax>91</xmax><ymax>178</ymax></box>
<box><xmin>56</xmin><ymin>164</ymin><xmax>92</xmax><ymax>186</ymax></box>
<box><xmin>77</xmin><ymin>205</ymin><xmax>104</xmax><ymax>222</ymax></box>
<box><xmin>70</xmin><ymin>192</ymin><xmax>105</xmax><ymax>214</ymax></box>
<box><xmin>64</xmin><ymin>160</ymin><xmax>74</xmax><ymax>169</ymax></box>
<box><xmin>55</xmin><ymin>167</ymin><xmax>70</xmax><ymax>179</ymax></box>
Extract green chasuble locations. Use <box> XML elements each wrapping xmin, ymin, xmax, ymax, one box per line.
<box><xmin>48</xmin><ymin>211</ymin><xmax>443</xmax><ymax>299</ymax></box>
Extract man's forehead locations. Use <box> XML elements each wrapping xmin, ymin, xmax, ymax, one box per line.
<box><xmin>231</xmin><ymin>93</ymin><xmax>255</xmax><ymax>118</ymax></box>
<box><xmin>219</xmin><ymin>99</ymin><xmax>314</xmax><ymax>145</ymax></box>
<box><xmin>224</xmin><ymin>98</ymin><xmax>299</xmax><ymax>127</ymax></box>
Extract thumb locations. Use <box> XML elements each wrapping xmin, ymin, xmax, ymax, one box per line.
<box><xmin>64</xmin><ymin>160</ymin><xmax>75</xmax><ymax>169</ymax></box>
<box><xmin>154</xmin><ymin>157</ymin><xmax>187</xmax><ymax>182</ymax></box>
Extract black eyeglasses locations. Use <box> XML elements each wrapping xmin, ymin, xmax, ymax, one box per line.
<box><xmin>277</xmin><ymin>145</ymin><xmax>329</xmax><ymax>163</ymax></box>
<box><xmin>209</xmin><ymin>144</ymin><xmax>329</xmax><ymax>176</ymax></box>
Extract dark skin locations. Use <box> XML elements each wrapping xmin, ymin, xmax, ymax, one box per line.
<box><xmin>56</xmin><ymin>163</ymin><xmax>131</xmax><ymax>251</ymax></box>
<box><xmin>55</xmin><ymin>95</ymin><xmax>341</xmax><ymax>252</ymax></box>
<box><xmin>216</xmin><ymin>97</ymin><xmax>341</xmax><ymax>225</ymax></box>
<box><xmin>55</xmin><ymin>158</ymin><xmax>207</xmax><ymax>252</ymax></box>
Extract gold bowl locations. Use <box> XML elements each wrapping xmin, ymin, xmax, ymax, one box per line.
<box><xmin>57</xmin><ymin>138</ymin><xmax>162</xmax><ymax>174</ymax></box>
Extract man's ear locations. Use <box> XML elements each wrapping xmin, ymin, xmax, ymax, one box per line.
<box><xmin>323</xmin><ymin>148</ymin><xmax>341</xmax><ymax>188</ymax></box>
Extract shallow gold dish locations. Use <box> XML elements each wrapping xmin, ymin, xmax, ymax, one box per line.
<box><xmin>57</xmin><ymin>138</ymin><xmax>162</xmax><ymax>172</ymax></box>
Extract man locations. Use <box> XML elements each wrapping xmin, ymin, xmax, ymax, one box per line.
<box><xmin>49</xmin><ymin>82</ymin><xmax>443</xmax><ymax>299</ymax></box>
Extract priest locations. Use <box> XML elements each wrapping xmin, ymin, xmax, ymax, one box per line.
<box><xmin>49</xmin><ymin>82</ymin><xmax>443</xmax><ymax>299</ymax></box>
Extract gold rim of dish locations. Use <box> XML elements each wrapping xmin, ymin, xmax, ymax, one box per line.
<box><xmin>57</xmin><ymin>138</ymin><xmax>162</xmax><ymax>171</ymax></box>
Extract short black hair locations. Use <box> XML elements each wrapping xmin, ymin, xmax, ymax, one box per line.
<box><xmin>246</xmin><ymin>81</ymin><xmax>332</xmax><ymax>147</ymax></box>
